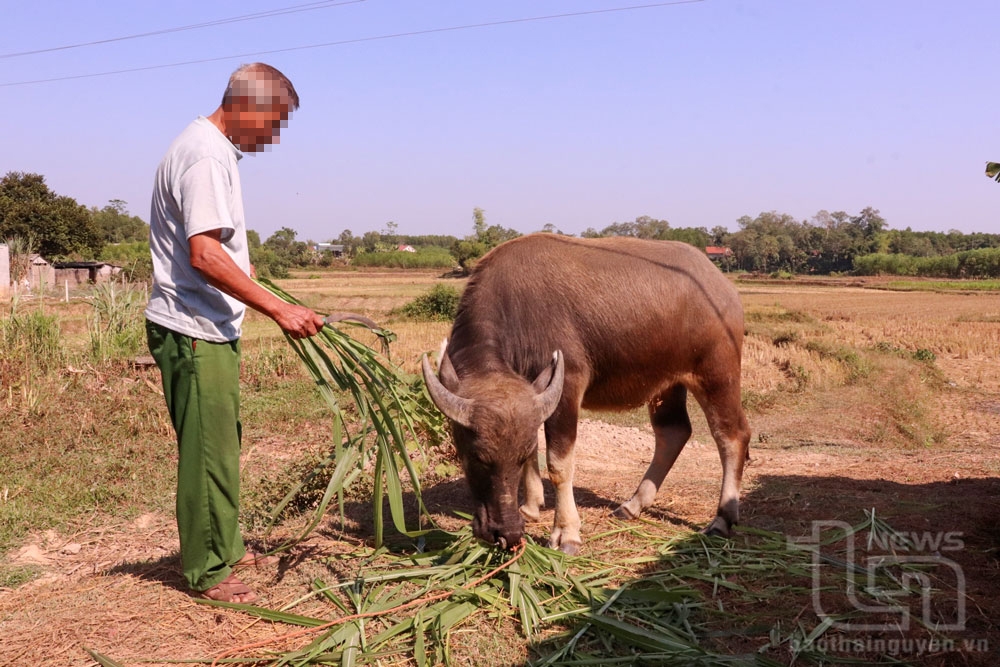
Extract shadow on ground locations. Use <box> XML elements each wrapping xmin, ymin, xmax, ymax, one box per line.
<box><xmin>612</xmin><ymin>474</ymin><xmax>1000</xmax><ymax>667</ymax></box>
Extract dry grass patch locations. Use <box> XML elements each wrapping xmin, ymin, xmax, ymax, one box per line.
<box><xmin>279</xmin><ymin>269</ymin><xmax>465</xmax><ymax>319</ymax></box>
<box><xmin>3</xmin><ymin>276</ymin><xmax>1000</xmax><ymax>666</ymax></box>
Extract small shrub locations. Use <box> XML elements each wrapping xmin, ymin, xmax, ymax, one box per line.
<box><xmin>88</xmin><ymin>281</ymin><xmax>145</xmax><ymax>363</ymax></box>
<box><xmin>242</xmin><ymin>343</ymin><xmax>302</xmax><ymax>389</ymax></box>
<box><xmin>433</xmin><ymin>461</ymin><xmax>460</xmax><ymax>479</ymax></box>
<box><xmin>913</xmin><ymin>348</ymin><xmax>936</xmax><ymax>362</ymax></box>
<box><xmin>241</xmin><ymin>447</ymin><xmax>341</xmax><ymax>531</ymax></box>
<box><xmin>1</xmin><ymin>301</ymin><xmax>63</xmax><ymax>373</ymax></box>
<box><xmin>397</xmin><ymin>283</ymin><xmax>462</xmax><ymax>321</ymax></box>
<box><xmin>99</xmin><ymin>241</ymin><xmax>153</xmax><ymax>283</ymax></box>
<box><xmin>771</xmin><ymin>330</ymin><xmax>799</xmax><ymax>347</ymax></box>
<box><xmin>741</xmin><ymin>388</ymin><xmax>777</xmax><ymax>412</ymax></box>
<box><xmin>745</xmin><ymin>307</ymin><xmax>815</xmax><ymax>325</ymax></box>
<box><xmin>776</xmin><ymin>359</ymin><xmax>810</xmax><ymax>391</ymax></box>
<box><xmin>804</xmin><ymin>340</ymin><xmax>871</xmax><ymax>382</ymax></box>
<box><xmin>873</xmin><ymin>341</ymin><xmax>899</xmax><ymax>354</ymax></box>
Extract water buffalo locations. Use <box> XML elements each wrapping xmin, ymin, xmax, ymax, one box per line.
<box><xmin>422</xmin><ymin>233</ymin><xmax>750</xmax><ymax>554</ymax></box>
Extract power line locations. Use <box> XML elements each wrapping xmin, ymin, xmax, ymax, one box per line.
<box><xmin>0</xmin><ymin>0</ymin><xmax>366</xmax><ymax>59</ymax></box>
<box><xmin>0</xmin><ymin>1</ymin><xmax>704</xmax><ymax>88</ymax></box>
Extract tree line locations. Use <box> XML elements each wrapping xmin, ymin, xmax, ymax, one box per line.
<box><xmin>4</xmin><ymin>170</ymin><xmax>1000</xmax><ymax>281</ymax></box>
<box><xmin>249</xmin><ymin>208</ymin><xmax>1000</xmax><ymax>279</ymax></box>
<box><xmin>0</xmin><ymin>172</ymin><xmax>148</xmax><ymax>257</ymax></box>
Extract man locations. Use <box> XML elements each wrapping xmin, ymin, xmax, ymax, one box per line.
<box><xmin>145</xmin><ymin>63</ymin><xmax>324</xmax><ymax>603</ymax></box>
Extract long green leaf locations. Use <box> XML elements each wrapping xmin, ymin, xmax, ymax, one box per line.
<box><xmin>84</xmin><ymin>648</ymin><xmax>126</xmax><ymax>667</ymax></box>
<box><xmin>256</xmin><ymin>278</ymin><xmax>444</xmax><ymax>548</ymax></box>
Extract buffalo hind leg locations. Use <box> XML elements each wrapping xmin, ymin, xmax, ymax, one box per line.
<box><xmin>614</xmin><ymin>385</ymin><xmax>692</xmax><ymax>520</ymax></box>
<box><xmin>692</xmin><ymin>381</ymin><xmax>751</xmax><ymax>537</ymax></box>
<box><xmin>544</xmin><ymin>407</ymin><xmax>582</xmax><ymax>555</ymax></box>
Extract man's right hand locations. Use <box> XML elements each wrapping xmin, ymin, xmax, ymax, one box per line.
<box><xmin>274</xmin><ymin>303</ymin><xmax>326</xmax><ymax>339</ymax></box>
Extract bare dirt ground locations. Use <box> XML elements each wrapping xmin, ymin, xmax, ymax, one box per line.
<box><xmin>2</xmin><ymin>283</ymin><xmax>1000</xmax><ymax>665</ymax></box>
<box><xmin>3</xmin><ymin>409</ymin><xmax>998</xmax><ymax>666</ymax></box>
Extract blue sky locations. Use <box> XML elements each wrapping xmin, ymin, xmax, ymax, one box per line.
<box><xmin>2</xmin><ymin>1</ymin><xmax>998</xmax><ymax>242</ymax></box>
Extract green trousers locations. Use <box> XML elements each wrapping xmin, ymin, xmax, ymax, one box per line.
<box><xmin>146</xmin><ymin>320</ymin><xmax>247</xmax><ymax>591</ymax></box>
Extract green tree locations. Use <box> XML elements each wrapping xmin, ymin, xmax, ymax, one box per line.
<box><xmin>250</xmin><ymin>244</ymin><xmax>288</xmax><ymax>278</ymax></box>
<box><xmin>382</xmin><ymin>221</ymin><xmax>399</xmax><ymax>250</ymax></box>
<box><xmin>472</xmin><ymin>207</ymin><xmax>487</xmax><ymax>239</ymax></box>
<box><xmin>727</xmin><ymin>212</ymin><xmax>804</xmax><ymax>272</ymax></box>
<box><xmin>849</xmin><ymin>206</ymin><xmax>886</xmax><ymax>254</ymax></box>
<box><xmin>361</xmin><ymin>230</ymin><xmax>382</xmax><ymax>254</ymax></box>
<box><xmin>248</xmin><ymin>227</ymin><xmax>300</xmax><ymax>277</ymax></box>
<box><xmin>450</xmin><ymin>238</ymin><xmax>489</xmax><ymax>273</ymax></box>
<box><xmin>264</xmin><ymin>226</ymin><xmax>310</xmax><ymax>265</ymax></box>
<box><xmin>632</xmin><ymin>215</ymin><xmax>671</xmax><ymax>239</ymax></box>
<box><xmin>449</xmin><ymin>208</ymin><xmax>520</xmax><ymax>274</ymax></box>
<box><xmin>710</xmin><ymin>226</ymin><xmax>729</xmax><ymax>245</ymax></box>
<box><xmin>336</xmin><ymin>229</ymin><xmax>358</xmax><ymax>257</ymax></box>
<box><xmin>0</xmin><ymin>171</ymin><xmax>102</xmax><ymax>258</ymax></box>
<box><xmin>399</xmin><ymin>233</ymin><xmax>458</xmax><ymax>249</ymax></box>
<box><xmin>91</xmin><ymin>199</ymin><xmax>148</xmax><ymax>244</ymax></box>
<box><xmin>98</xmin><ymin>240</ymin><xmax>153</xmax><ymax>282</ymax></box>
<box><xmin>581</xmin><ymin>216</ymin><xmax>708</xmax><ymax>246</ymax></box>
<box><xmin>478</xmin><ymin>223</ymin><xmax>520</xmax><ymax>247</ymax></box>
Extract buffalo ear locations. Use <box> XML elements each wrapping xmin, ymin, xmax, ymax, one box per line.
<box><xmin>422</xmin><ymin>353</ymin><xmax>474</xmax><ymax>428</ymax></box>
<box><xmin>440</xmin><ymin>348</ymin><xmax>461</xmax><ymax>391</ymax></box>
<box><xmin>531</xmin><ymin>359</ymin><xmax>554</xmax><ymax>393</ymax></box>
<box><xmin>532</xmin><ymin>350</ymin><xmax>565</xmax><ymax>421</ymax></box>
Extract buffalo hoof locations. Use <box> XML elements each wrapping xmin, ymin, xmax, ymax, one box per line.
<box><xmin>547</xmin><ymin>527</ymin><xmax>582</xmax><ymax>555</ymax></box>
<box><xmin>701</xmin><ymin>516</ymin><xmax>733</xmax><ymax>538</ymax></box>
<box><xmin>550</xmin><ymin>540</ymin><xmax>580</xmax><ymax>556</ymax></box>
<box><xmin>612</xmin><ymin>503</ymin><xmax>639</xmax><ymax>520</ymax></box>
<box><xmin>519</xmin><ymin>504</ymin><xmax>542</xmax><ymax>523</ymax></box>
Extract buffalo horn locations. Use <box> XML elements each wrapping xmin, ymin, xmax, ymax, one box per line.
<box><xmin>421</xmin><ymin>353</ymin><xmax>474</xmax><ymax>428</ymax></box>
<box><xmin>533</xmin><ymin>350</ymin><xmax>565</xmax><ymax>421</ymax></box>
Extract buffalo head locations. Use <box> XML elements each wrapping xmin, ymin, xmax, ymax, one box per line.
<box><xmin>422</xmin><ymin>348</ymin><xmax>565</xmax><ymax>549</ymax></box>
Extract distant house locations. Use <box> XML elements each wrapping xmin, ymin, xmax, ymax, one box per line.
<box><xmin>312</xmin><ymin>242</ymin><xmax>345</xmax><ymax>257</ymax></box>
<box><xmin>397</xmin><ymin>244</ymin><xmax>416</xmax><ymax>253</ymax></box>
<box><xmin>705</xmin><ymin>246</ymin><xmax>733</xmax><ymax>260</ymax></box>
<box><xmin>28</xmin><ymin>254</ymin><xmax>56</xmax><ymax>290</ymax></box>
<box><xmin>52</xmin><ymin>260</ymin><xmax>122</xmax><ymax>286</ymax></box>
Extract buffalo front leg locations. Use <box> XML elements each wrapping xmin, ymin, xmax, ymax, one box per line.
<box><xmin>544</xmin><ymin>410</ymin><xmax>582</xmax><ymax>555</ymax></box>
<box><xmin>519</xmin><ymin>446</ymin><xmax>544</xmax><ymax>522</ymax></box>
<box><xmin>614</xmin><ymin>385</ymin><xmax>692</xmax><ymax>520</ymax></box>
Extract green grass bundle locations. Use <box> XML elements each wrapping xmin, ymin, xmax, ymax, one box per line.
<box><xmin>258</xmin><ymin>279</ymin><xmax>446</xmax><ymax>549</ymax></box>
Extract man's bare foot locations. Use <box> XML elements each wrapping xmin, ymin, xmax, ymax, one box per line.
<box><xmin>198</xmin><ymin>573</ymin><xmax>258</xmax><ymax>603</ymax></box>
<box><xmin>232</xmin><ymin>551</ymin><xmax>278</xmax><ymax>571</ymax></box>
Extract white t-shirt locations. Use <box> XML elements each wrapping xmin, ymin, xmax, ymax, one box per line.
<box><xmin>145</xmin><ymin>116</ymin><xmax>251</xmax><ymax>342</ymax></box>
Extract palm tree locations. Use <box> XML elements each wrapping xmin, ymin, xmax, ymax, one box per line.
<box><xmin>987</xmin><ymin>162</ymin><xmax>1000</xmax><ymax>182</ymax></box>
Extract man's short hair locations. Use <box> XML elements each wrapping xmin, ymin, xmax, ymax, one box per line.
<box><xmin>222</xmin><ymin>63</ymin><xmax>300</xmax><ymax>111</ymax></box>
